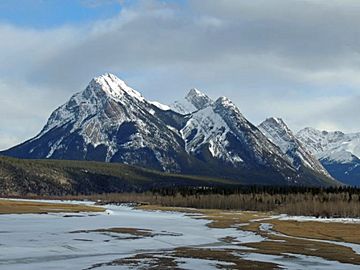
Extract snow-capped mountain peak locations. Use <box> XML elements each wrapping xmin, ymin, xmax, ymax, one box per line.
<box><xmin>185</xmin><ymin>88</ymin><xmax>211</xmax><ymax>106</ymax></box>
<box><xmin>2</xmin><ymin>74</ymin><xmax>339</xmax><ymax>187</ymax></box>
<box><xmin>296</xmin><ymin>127</ymin><xmax>360</xmax><ymax>186</ymax></box>
<box><xmin>259</xmin><ymin>117</ymin><xmax>301</xmax><ymax>154</ymax></box>
<box><xmin>214</xmin><ymin>96</ymin><xmax>237</xmax><ymax>110</ymax></box>
<box><xmin>259</xmin><ymin>117</ymin><xmax>332</xmax><ymax>178</ymax></box>
<box><xmin>186</xmin><ymin>88</ymin><xmax>203</xmax><ymax>97</ymax></box>
<box><xmin>37</xmin><ymin>73</ymin><xmax>147</xmax><ymax>138</ymax></box>
<box><xmin>181</xmin><ymin>97</ymin><xmax>297</xmax><ymax>174</ymax></box>
<box><xmin>213</xmin><ymin>97</ymin><xmax>250</xmax><ymax>127</ymax></box>
<box><xmin>89</xmin><ymin>73</ymin><xmax>145</xmax><ymax>102</ymax></box>
<box><xmin>13</xmin><ymin>74</ymin><xmax>190</xmax><ymax>171</ymax></box>
<box><xmin>171</xmin><ymin>88</ymin><xmax>213</xmax><ymax>114</ymax></box>
<box><xmin>267</xmin><ymin>117</ymin><xmax>288</xmax><ymax>130</ymax></box>
<box><xmin>296</xmin><ymin>127</ymin><xmax>360</xmax><ymax>163</ymax></box>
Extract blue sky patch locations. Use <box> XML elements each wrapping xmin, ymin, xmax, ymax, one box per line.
<box><xmin>0</xmin><ymin>0</ymin><xmax>123</xmax><ymax>28</ymax></box>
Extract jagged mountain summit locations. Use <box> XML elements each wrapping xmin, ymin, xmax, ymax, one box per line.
<box><xmin>3</xmin><ymin>73</ymin><xmax>191</xmax><ymax>172</ymax></box>
<box><xmin>171</xmin><ymin>88</ymin><xmax>213</xmax><ymax>114</ymax></box>
<box><xmin>297</xmin><ymin>127</ymin><xmax>360</xmax><ymax>186</ymax></box>
<box><xmin>182</xmin><ymin>99</ymin><xmax>294</xmax><ymax>170</ymax></box>
<box><xmin>258</xmin><ymin>118</ymin><xmax>332</xmax><ymax>179</ymax></box>
<box><xmin>297</xmin><ymin>127</ymin><xmax>360</xmax><ymax>163</ymax></box>
<box><xmin>1</xmin><ymin>73</ymin><xmax>338</xmax><ymax>186</ymax></box>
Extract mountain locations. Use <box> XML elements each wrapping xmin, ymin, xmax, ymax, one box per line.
<box><xmin>297</xmin><ymin>127</ymin><xmax>360</xmax><ymax>186</ymax></box>
<box><xmin>1</xmin><ymin>74</ymin><xmax>339</xmax><ymax>186</ymax></box>
<box><xmin>258</xmin><ymin>118</ymin><xmax>333</xmax><ymax>179</ymax></box>
<box><xmin>2</xmin><ymin>73</ymin><xmax>194</xmax><ymax>173</ymax></box>
<box><xmin>171</xmin><ymin>88</ymin><xmax>213</xmax><ymax>114</ymax></box>
<box><xmin>181</xmin><ymin>98</ymin><xmax>308</xmax><ymax>183</ymax></box>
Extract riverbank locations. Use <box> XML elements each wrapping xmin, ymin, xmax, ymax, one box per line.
<box><xmin>0</xmin><ymin>198</ymin><xmax>104</xmax><ymax>214</ymax></box>
<box><xmin>1</xmin><ymin>199</ymin><xmax>360</xmax><ymax>269</ymax></box>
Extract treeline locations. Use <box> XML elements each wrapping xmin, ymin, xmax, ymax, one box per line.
<box><xmin>6</xmin><ymin>185</ymin><xmax>360</xmax><ymax>218</ymax></box>
<box><xmin>151</xmin><ymin>185</ymin><xmax>360</xmax><ymax>196</ymax></box>
<box><xmin>73</xmin><ymin>185</ymin><xmax>360</xmax><ymax>218</ymax></box>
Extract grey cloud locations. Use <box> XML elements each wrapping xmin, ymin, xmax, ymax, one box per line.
<box><xmin>309</xmin><ymin>96</ymin><xmax>360</xmax><ymax>133</ymax></box>
<box><xmin>1</xmin><ymin>0</ymin><xmax>360</xmax><ymax>149</ymax></box>
<box><xmin>190</xmin><ymin>0</ymin><xmax>360</xmax><ymax>69</ymax></box>
<box><xmin>28</xmin><ymin>0</ymin><xmax>360</xmax><ymax>92</ymax></box>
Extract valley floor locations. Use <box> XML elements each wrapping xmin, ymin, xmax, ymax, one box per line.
<box><xmin>1</xmin><ymin>199</ymin><xmax>360</xmax><ymax>269</ymax></box>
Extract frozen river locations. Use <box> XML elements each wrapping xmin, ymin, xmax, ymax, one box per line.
<box><xmin>0</xmin><ymin>201</ymin><xmax>359</xmax><ymax>269</ymax></box>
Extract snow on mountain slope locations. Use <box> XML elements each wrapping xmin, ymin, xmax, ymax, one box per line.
<box><xmin>296</xmin><ymin>127</ymin><xmax>360</xmax><ymax>163</ymax></box>
<box><xmin>5</xmin><ymin>73</ymin><xmax>188</xmax><ymax>172</ymax></box>
<box><xmin>1</xmin><ymin>74</ymin><xmax>339</xmax><ymax>186</ymax></box>
<box><xmin>180</xmin><ymin>104</ymin><xmax>241</xmax><ymax>164</ymax></box>
<box><xmin>181</xmin><ymin>97</ymin><xmax>302</xmax><ymax>182</ymax></box>
<box><xmin>259</xmin><ymin>118</ymin><xmax>331</xmax><ymax>178</ymax></box>
<box><xmin>37</xmin><ymin>73</ymin><xmax>145</xmax><ymax>138</ymax></box>
<box><xmin>296</xmin><ymin>127</ymin><xmax>360</xmax><ymax>186</ymax></box>
<box><xmin>211</xmin><ymin>98</ymin><xmax>296</xmax><ymax>171</ymax></box>
<box><xmin>171</xmin><ymin>88</ymin><xmax>213</xmax><ymax>114</ymax></box>
<box><xmin>149</xmin><ymin>101</ymin><xmax>171</xmax><ymax>111</ymax></box>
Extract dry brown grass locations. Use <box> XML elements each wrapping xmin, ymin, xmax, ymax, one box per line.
<box><xmin>137</xmin><ymin>204</ymin><xmax>360</xmax><ymax>266</ymax></box>
<box><xmin>138</xmin><ymin>204</ymin><xmax>270</xmax><ymax>228</ymax></box>
<box><xmin>203</xmin><ymin>211</ymin><xmax>269</xmax><ymax>229</ymax></box>
<box><xmin>270</xmin><ymin>220</ymin><xmax>360</xmax><ymax>244</ymax></box>
<box><xmin>139</xmin><ymin>204</ymin><xmax>203</xmax><ymax>214</ymax></box>
<box><xmin>174</xmin><ymin>247</ymin><xmax>279</xmax><ymax>269</ymax></box>
<box><xmin>87</xmin><ymin>248</ymin><xmax>279</xmax><ymax>270</ymax></box>
<box><xmin>86</xmin><ymin>252</ymin><xmax>180</xmax><ymax>270</ymax></box>
<box><xmin>70</xmin><ymin>227</ymin><xmax>153</xmax><ymax>238</ymax></box>
<box><xmin>245</xmin><ymin>235</ymin><xmax>360</xmax><ymax>265</ymax></box>
<box><xmin>0</xmin><ymin>199</ymin><xmax>104</xmax><ymax>214</ymax></box>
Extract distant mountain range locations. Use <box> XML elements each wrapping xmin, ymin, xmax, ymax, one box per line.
<box><xmin>297</xmin><ymin>128</ymin><xmax>360</xmax><ymax>186</ymax></box>
<box><xmin>0</xmin><ymin>73</ymin><xmax>347</xmax><ymax>187</ymax></box>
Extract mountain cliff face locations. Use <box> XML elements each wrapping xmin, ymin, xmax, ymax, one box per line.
<box><xmin>297</xmin><ymin>127</ymin><xmax>360</xmax><ymax>186</ymax></box>
<box><xmin>258</xmin><ymin>118</ymin><xmax>332</xmax><ymax>179</ymax></box>
<box><xmin>1</xmin><ymin>74</ymin><xmax>338</xmax><ymax>186</ymax></box>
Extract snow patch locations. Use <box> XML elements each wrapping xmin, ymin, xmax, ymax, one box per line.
<box><xmin>149</xmin><ymin>101</ymin><xmax>171</xmax><ymax>111</ymax></box>
<box><xmin>297</xmin><ymin>127</ymin><xmax>360</xmax><ymax>164</ymax></box>
<box><xmin>181</xmin><ymin>106</ymin><xmax>243</xmax><ymax>165</ymax></box>
<box><xmin>46</xmin><ymin>137</ymin><xmax>64</xmax><ymax>158</ymax></box>
<box><xmin>92</xmin><ymin>73</ymin><xmax>145</xmax><ymax>102</ymax></box>
<box><xmin>170</xmin><ymin>88</ymin><xmax>212</xmax><ymax>114</ymax></box>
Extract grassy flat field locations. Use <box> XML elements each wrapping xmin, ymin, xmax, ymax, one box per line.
<box><xmin>0</xmin><ymin>199</ymin><xmax>104</xmax><ymax>214</ymax></box>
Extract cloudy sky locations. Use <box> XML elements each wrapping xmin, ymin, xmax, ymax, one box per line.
<box><xmin>1</xmin><ymin>0</ymin><xmax>360</xmax><ymax>150</ymax></box>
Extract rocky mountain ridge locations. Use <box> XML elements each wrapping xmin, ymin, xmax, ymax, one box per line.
<box><xmin>1</xmin><ymin>73</ymin><xmax>339</xmax><ymax>186</ymax></box>
<box><xmin>296</xmin><ymin>127</ymin><xmax>360</xmax><ymax>186</ymax></box>
<box><xmin>259</xmin><ymin>117</ymin><xmax>332</xmax><ymax>179</ymax></box>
